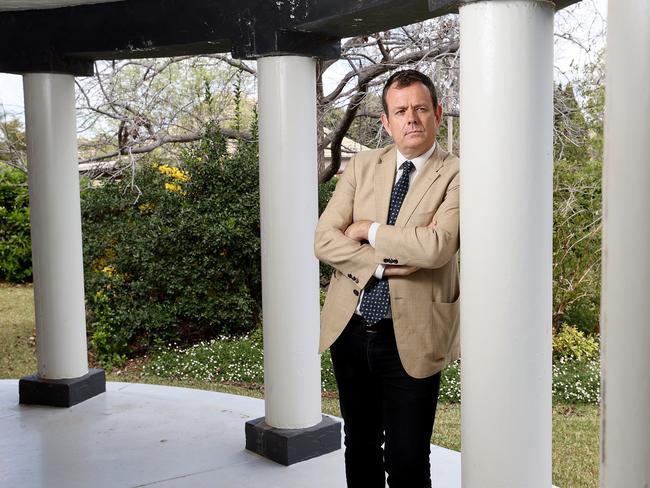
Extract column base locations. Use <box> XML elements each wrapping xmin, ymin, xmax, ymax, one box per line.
<box><xmin>19</xmin><ymin>368</ymin><xmax>106</xmax><ymax>407</ymax></box>
<box><xmin>245</xmin><ymin>414</ymin><xmax>341</xmax><ymax>466</ymax></box>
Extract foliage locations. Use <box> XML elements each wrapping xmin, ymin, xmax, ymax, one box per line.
<box><xmin>76</xmin><ymin>58</ymin><xmax>256</xmax><ymax>164</ymax></box>
<box><xmin>553</xmin><ymin>356</ymin><xmax>600</xmax><ymax>404</ymax></box>
<box><xmin>146</xmin><ymin>335</ymin><xmax>264</xmax><ymax>384</ymax></box>
<box><xmin>0</xmin><ymin>117</ymin><xmax>27</xmax><ymax>173</ymax></box>
<box><xmin>553</xmin><ymin>324</ymin><xmax>599</xmax><ymax>361</ymax></box>
<box><xmin>437</xmin><ymin>357</ymin><xmax>600</xmax><ymax>405</ymax></box>
<box><xmin>147</xmin><ymin>333</ymin><xmax>339</xmax><ymax>393</ymax></box>
<box><xmin>81</xmin><ymin>123</ymin><xmax>261</xmax><ymax>366</ymax></box>
<box><xmin>0</xmin><ymin>168</ymin><xmax>31</xmax><ymax>282</ymax></box>
<box><xmin>318</xmin><ymin>177</ymin><xmax>337</xmax><ymax>216</ymax></box>
<box><xmin>146</xmin><ymin>340</ymin><xmax>600</xmax><ymax>405</ymax></box>
<box><xmin>552</xmin><ymin>71</ymin><xmax>604</xmax><ymax>336</ymax></box>
<box><xmin>439</xmin><ymin>359</ymin><xmax>461</xmax><ymax>403</ymax></box>
<box><xmin>318</xmin><ymin>177</ymin><xmax>338</xmax><ymax>284</ymax></box>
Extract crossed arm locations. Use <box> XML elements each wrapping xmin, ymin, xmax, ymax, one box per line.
<box><xmin>343</xmin><ymin>220</ymin><xmax>438</xmax><ymax>277</ymax></box>
<box><xmin>315</xmin><ymin>154</ymin><xmax>460</xmax><ymax>286</ymax></box>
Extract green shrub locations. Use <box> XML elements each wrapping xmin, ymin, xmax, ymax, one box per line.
<box><xmin>318</xmin><ymin>177</ymin><xmax>337</xmax><ymax>285</ymax></box>
<box><xmin>0</xmin><ymin>168</ymin><xmax>32</xmax><ymax>283</ymax></box>
<box><xmin>552</xmin><ymin>356</ymin><xmax>600</xmax><ymax>404</ymax></box>
<box><xmin>439</xmin><ymin>359</ymin><xmax>461</xmax><ymax>403</ymax></box>
<box><xmin>320</xmin><ymin>349</ymin><xmax>337</xmax><ymax>393</ymax></box>
<box><xmin>146</xmin><ymin>335</ymin><xmax>265</xmax><ymax>384</ymax></box>
<box><xmin>553</xmin><ymin>324</ymin><xmax>599</xmax><ymax>361</ymax></box>
<box><xmin>146</xmin><ymin>339</ymin><xmax>601</xmax><ymax>404</ymax></box>
<box><xmin>82</xmin><ymin>124</ymin><xmax>261</xmax><ymax>366</ymax></box>
<box><xmin>439</xmin><ymin>355</ymin><xmax>600</xmax><ymax>404</ymax></box>
<box><xmin>147</xmin><ymin>334</ymin><xmax>338</xmax><ymax>392</ymax></box>
<box><xmin>318</xmin><ymin>177</ymin><xmax>337</xmax><ymax>216</ymax></box>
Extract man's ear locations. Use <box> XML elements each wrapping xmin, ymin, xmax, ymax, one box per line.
<box><xmin>435</xmin><ymin>104</ymin><xmax>443</xmax><ymax>126</ymax></box>
<box><xmin>380</xmin><ymin>113</ymin><xmax>392</xmax><ymax>137</ymax></box>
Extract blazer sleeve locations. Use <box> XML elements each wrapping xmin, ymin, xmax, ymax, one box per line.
<box><xmin>373</xmin><ymin>165</ymin><xmax>459</xmax><ymax>269</ymax></box>
<box><xmin>314</xmin><ymin>155</ymin><xmax>379</xmax><ymax>289</ymax></box>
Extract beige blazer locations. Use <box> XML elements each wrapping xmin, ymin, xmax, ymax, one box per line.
<box><xmin>315</xmin><ymin>143</ymin><xmax>460</xmax><ymax>379</ymax></box>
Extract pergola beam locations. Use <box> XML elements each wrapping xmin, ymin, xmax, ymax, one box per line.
<box><xmin>0</xmin><ymin>0</ymin><xmax>580</xmax><ymax>74</ymax></box>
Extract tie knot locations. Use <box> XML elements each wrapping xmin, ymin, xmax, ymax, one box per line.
<box><xmin>400</xmin><ymin>160</ymin><xmax>415</xmax><ymax>176</ymax></box>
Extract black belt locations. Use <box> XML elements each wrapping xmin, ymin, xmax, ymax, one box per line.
<box><xmin>352</xmin><ymin>313</ymin><xmax>392</xmax><ymax>333</ymax></box>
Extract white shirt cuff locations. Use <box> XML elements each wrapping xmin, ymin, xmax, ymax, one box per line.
<box><xmin>368</xmin><ymin>222</ymin><xmax>380</xmax><ymax>248</ymax></box>
<box><xmin>373</xmin><ymin>264</ymin><xmax>385</xmax><ymax>279</ymax></box>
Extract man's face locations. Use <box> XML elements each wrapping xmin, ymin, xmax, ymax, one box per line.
<box><xmin>381</xmin><ymin>81</ymin><xmax>443</xmax><ymax>159</ymax></box>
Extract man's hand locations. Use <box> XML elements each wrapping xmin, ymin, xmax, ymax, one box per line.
<box><xmin>383</xmin><ymin>265</ymin><xmax>419</xmax><ymax>277</ymax></box>
<box><xmin>344</xmin><ymin>220</ymin><xmax>373</xmax><ymax>242</ymax></box>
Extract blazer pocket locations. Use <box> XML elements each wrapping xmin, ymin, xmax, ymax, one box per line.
<box><xmin>431</xmin><ymin>295</ymin><xmax>460</xmax><ymax>362</ymax></box>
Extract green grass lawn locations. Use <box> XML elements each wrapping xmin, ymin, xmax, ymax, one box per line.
<box><xmin>0</xmin><ymin>284</ymin><xmax>599</xmax><ymax>487</ymax></box>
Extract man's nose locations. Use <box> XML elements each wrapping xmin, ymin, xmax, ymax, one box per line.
<box><xmin>406</xmin><ymin>107</ymin><xmax>418</xmax><ymax>123</ymax></box>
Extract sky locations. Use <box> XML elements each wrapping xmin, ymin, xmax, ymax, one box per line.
<box><xmin>0</xmin><ymin>0</ymin><xmax>607</xmax><ymax>120</ymax></box>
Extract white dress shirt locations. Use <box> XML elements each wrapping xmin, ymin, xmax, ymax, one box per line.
<box><xmin>355</xmin><ymin>142</ymin><xmax>437</xmax><ymax>316</ymax></box>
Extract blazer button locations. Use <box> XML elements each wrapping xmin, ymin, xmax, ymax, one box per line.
<box><xmin>383</xmin><ymin>258</ymin><xmax>390</xmax><ymax>263</ymax></box>
<box><xmin>354</xmin><ymin>277</ymin><xmax>359</xmax><ymax>283</ymax></box>
<box><xmin>393</xmin><ymin>259</ymin><xmax>399</xmax><ymax>264</ymax></box>
<box><xmin>353</xmin><ymin>289</ymin><xmax>359</xmax><ymax>296</ymax></box>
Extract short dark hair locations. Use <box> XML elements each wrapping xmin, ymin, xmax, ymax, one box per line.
<box><xmin>381</xmin><ymin>69</ymin><xmax>438</xmax><ymax>115</ymax></box>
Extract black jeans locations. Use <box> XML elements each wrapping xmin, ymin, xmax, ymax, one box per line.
<box><xmin>330</xmin><ymin>314</ymin><xmax>441</xmax><ymax>488</ymax></box>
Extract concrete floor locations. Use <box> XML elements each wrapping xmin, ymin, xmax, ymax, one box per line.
<box><xmin>0</xmin><ymin>379</ymin><xmax>461</xmax><ymax>487</ymax></box>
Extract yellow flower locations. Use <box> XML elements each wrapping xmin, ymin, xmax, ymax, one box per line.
<box><xmin>138</xmin><ymin>202</ymin><xmax>155</xmax><ymax>214</ymax></box>
<box><xmin>102</xmin><ymin>265</ymin><xmax>116</xmax><ymax>276</ymax></box>
<box><xmin>164</xmin><ymin>182</ymin><xmax>183</xmax><ymax>193</ymax></box>
<box><xmin>158</xmin><ymin>164</ymin><xmax>189</xmax><ymax>181</ymax></box>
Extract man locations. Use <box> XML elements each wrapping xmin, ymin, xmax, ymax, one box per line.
<box><xmin>314</xmin><ymin>69</ymin><xmax>460</xmax><ymax>488</ymax></box>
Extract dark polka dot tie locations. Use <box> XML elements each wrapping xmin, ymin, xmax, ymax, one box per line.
<box><xmin>360</xmin><ymin>160</ymin><xmax>415</xmax><ymax>325</ymax></box>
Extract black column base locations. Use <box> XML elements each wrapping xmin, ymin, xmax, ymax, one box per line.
<box><xmin>19</xmin><ymin>368</ymin><xmax>106</xmax><ymax>407</ymax></box>
<box><xmin>245</xmin><ymin>414</ymin><xmax>341</xmax><ymax>466</ymax></box>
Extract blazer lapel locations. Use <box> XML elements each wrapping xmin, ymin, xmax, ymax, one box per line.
<box><xmin>374</xmin><ymin>146</ymin><xmax>397</xmax><ymax>224</ymax></box>
<box><xmin>395</xmin><ymin>145</ymin><xmax>446</xmax><ymax>227</ymax></box>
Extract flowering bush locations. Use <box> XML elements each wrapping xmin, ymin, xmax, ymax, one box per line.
<box><xmin>553</xmin><ymin>324</ymin><xmax>599</xmax><ymax>361</ymax></box>
<box><xmin>82</xmin><ymin>124</ymin><xmax>262</xmax><ymax>366</ymax></box>
<box><xmin>146</xmin><ymin>335</ymin><xmax>265</xmax><ymax>384</ymax></box>
<box><xmin>147</xmin><ymin>343</ymin><xmax>600</xmax><ymax>404</ymax></box>
<box><xmin>147</xmin><ymin>333</ymin><xmax>339</xmax><ymax>393</ymax></box>
<box><xmin>439</xmin><ymin>359</ymin><xmax>461</xmax><ymax>403</ymax></box>
<box><xmin>552</xmin><ymin>355</ymin><xmax>600</xmax><ymax>404</ymax></box>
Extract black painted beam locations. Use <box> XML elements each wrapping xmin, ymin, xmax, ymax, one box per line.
<box><xmin>293</xmin><ymin>0</ymin><xmax>440</xmax><ymax>39</ymax></box>
<box><xmin>295</xmin><ymin>0</ymin><xmax>582</xmax><ymax>38</ymax></box>
<box><xmin>428</xmin><ymin>0</ymin><xmax>582</xmax><ymax>17</ymax></box>
<box><xmin>0</xmin><ymin>0</ymin><xmax>233</xmax><ymax>73</ymax></box>
<box><xmin>0</xmin><ymin>0</ymin><xmax>582</xmax><ymax>74</ymax></box>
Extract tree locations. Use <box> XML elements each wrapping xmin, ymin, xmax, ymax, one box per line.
<box><xmin>316</xmin><ymin>17</ymin><xmax>460</xmax><ymax>181</ymax></box>
<box><xmin>0</xmin><ymin>115</ymin><xmax>27</xmax><ymax>173</ymax></box>
<box><xmin>552</xmin><ymin>55</ymin><xmax>604</xmax><ymax>335</ymax></box>
<box><xmin>75</xmin><ymin>56</ymin><xmax>256</xmax><ymax>170</ymax></box>
<box><xmin>67</xmin><ymin>16</ymin><xmax>461</xmax><ymax>183</ymax></box>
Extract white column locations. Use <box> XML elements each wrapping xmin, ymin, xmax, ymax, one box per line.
<box><xmin>23</xmin><ymin>73</ymin><xmax>89</xmax><ymax>380</ymax></box>
<box><xmin>601</xmin><ymin>2</ymin><xmax>650</xmax><ymax>486</ymax></box>
<box><xmin>257</xmin><ymin>55</ymin><xmax>322</xmax><ymax>429</ymax></box>
<box><xmin>459</xmin><ymin>2</ymin><xmax>553</xmax><ymax>487</ymax></box>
